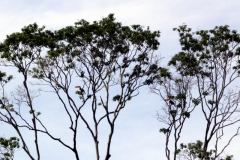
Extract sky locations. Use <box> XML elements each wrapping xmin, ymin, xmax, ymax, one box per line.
<box><xmin>0</xmin><ymin>0</ymin><xmax>240</xmax><ymax>159</ymax></box>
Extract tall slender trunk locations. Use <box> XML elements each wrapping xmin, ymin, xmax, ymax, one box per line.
<box><xmin>23</xmin><ymin>75</ymin><xmax>40</xmax><ymax>160</ymax></box>
<box><xmin>105</xmin><ymin>125</ymin><xmax>114</xmax><ymax>160</ymax></box>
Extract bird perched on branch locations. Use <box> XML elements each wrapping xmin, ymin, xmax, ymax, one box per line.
<box><xmin>75</xmin><ymin>86</ymin><xmax>85</xmax><ymax>94</ymax></box>
<box><xmin>165</xmin><ymin>97</ymin><xmax>170</xmax><ymax>101</ymax></box>
<box><xmin>165</xmin><ymin>97</ymin><xmax>175</xmax><ymax>105</ymax></box>
<box><xmin>75</xmin><ymin>86</ymin><xmax>81</xmax><ymax>89</ymax></box>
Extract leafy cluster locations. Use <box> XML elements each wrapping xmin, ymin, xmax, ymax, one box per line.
<box><xmin>0</xmin><ymin>137</ymin><xmax>20</xmax><ymax>160</ymax></box>
<box><xmin>156</xmin><ymin>24</ymin><xmax>240</xmax><ymax>160</ymax></box>
<box><xmin>0</xmin><ymin>14</ymin><xmax>161</xmax><ymax>160</ymax></box>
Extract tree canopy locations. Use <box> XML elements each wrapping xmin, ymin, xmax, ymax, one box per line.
<box><xmin>153</xmin><ymin>24</ymin><xmax>240</xmax><ymax>160</ymax></box>
<box><xmin>0</xmin><ymin>14</ymin><xmax>161</xmax><ymax>160</ymax></box>
<box><xmin>0</xmin><ymin>14</ymin><xmax>240</xmax><ymax>160</ymax></box>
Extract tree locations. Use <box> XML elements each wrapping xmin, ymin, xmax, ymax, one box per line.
<box><xmin>150</xmin><ymin>55</ymin><xmax>199</xmax><ymax>160</ymax></box>
<box><xmin>153</xmin><ymin>24</ymin><xmax>240</xmax><ymax>160</ymax></box>
<box><xmin>177</xmin><ymin>140</ymin><xmax>215</xmax><ymax>160</ymax></box>
<box><xmin>177</xmin><ymin>140</ymin><xmax>233</xmax><ymax>160</ymax></box>
<box><xmin>0</xmin><ymin>136</ymin><xmax>20</xmax><ymax>160</ymax></box>
<box><xmin>0</xmin><ymin>14</ymin><xmax>161</xmax><ymax>160</ymax></box>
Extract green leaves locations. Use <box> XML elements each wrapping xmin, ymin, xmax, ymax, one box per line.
<box><xmin>167</xmin><ymin>24</ymin><xmax>240</xmax><ymax>160</ymax></box>
<box><xmin>29</xmin><ymin>67</ymin><xmax>45</xmax><ymax>79</ymax></box>
<box><xmin>171</xmin><ymin>24</ymin><xmax>240</xmax><ymax>80</ymax></box>
<box><xmin>112</xmin><ymin>95</ymin><xmax>121</xmax><ymax>101</ymax></box>
<box><xmin>0</xmin><ymin>137</ymin><xmax>20</xmax><ymax>160</ymax></box>
<box><xmin>158</xmin><ymin>67</ymin><xmax>171</xmax><ymax>79</ymax></box>
<box><xmin>0</xmin><ymin>15</ymin><xmax>161</xmax><ymax>160</ymax></box>
<box><xmin>29</xmin><ymin>109</ymin><xmax>35</xmax><ymax>114</ymax></box>
<box><xmin>159</xmin><ymin>128</ymin><xmax>170</xmax><ymax>134</ymax></box>
<box><xmin>181</xmin><ymin>111</ymin><xmax>190</xmax><ymax>118</ymax></box>
<box><xmin>177</xmin><ymin>140</ymin><xmax>216</xmax><ymax>159</ymax></box>
<box><xmin>192</xmin><ymin>98</ymin><xmax>201</xmax><ymax>106</ymax></box>
<box><xmin>168</xmin><ymin>51</ymin><xmax>199</xmax><ymax>76</ymax></box>
<box><xmin>0</xmin><ymin>71</ymin><xmax>13</xmax><ymax>84</ymax></box>
<box><xmin>175</xmin><ymin>93</ymin><xmax>186</xmax><ymax>100</ymax></box>
<box><xmin>0</xmin><ymin>23</ymin><xmax>45</xmax><ymax>58</ymax></box>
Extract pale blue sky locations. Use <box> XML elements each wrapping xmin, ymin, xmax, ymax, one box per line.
<box><xmin>0</xmin><ymin>0</ymin><xmax>240</xmax><ymax>159</ymax></box>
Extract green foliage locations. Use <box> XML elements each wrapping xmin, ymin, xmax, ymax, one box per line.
<box><xmin>158</xmin><ymin>24</ymin><xmax>240</xmax><ymax>160</ymax></box>
<box><xmin>177</xmin><ymin>140</ymin><xmax>216</xmax><ymax>160</ymax></box>
<box><xmin>181</xmin><ymin>111</ymin><xmax>190</xmax><ymax>118</ymax></box>
<box><xmin>170</xmin><ymin>110</ymin><xmax>177</xmax><ymax>117</ymax></box>
<box><xmin>29</xmin><ymin>109</ymin><xmax>35</xmax><ymax>114</ymax></box>
<box><xmin>178</xmin><ymin>141</ymin><xmax>234</xmax><ymax>160</ymax></box>
<box><xmin>158</xmin><ymin>67</ymin><xmax>171</xmax><ymax>79</ymax></box>
<box><xmin>168</xmin><ymin>51</ymin><xmax>199</xmax><ymax>76</ymax></box>
<box><xmin>192</xmin><ymin>98</ymin><xmax>201</xmax><ymax>105</ymax></box>
<box><xmin>0</xmin><ymin>79</ymin><xmax>14</xmax><ymax>112</ymax></box>
<box><xmin>207</xmin><ymin>100</ymin><xmax>215</xmax><ymax>105</ymax></box>
<box><xmin>112</xmin><ymin>95</ymin><xmax>121</xmax><ymax>101</ymax></box>
<box><xmin>0</xmin><ymin>137</ymin><xmax>20</xmax><ymax>160</ymax></box>
<box><xmin>0</xmin><ymin>23</ymin><xmax>47</xmax><ymax>59</ymax></box>
<box><xmin>202</xmin><ymin>91</ymin><xmax>209</xmax><ymax>96</ymax></box>
<box><xmin>172</xmin><ymin>24</ymin><xmax>240</xmax><ymax>78</ymax></box>
<box><xmin>175</xmin><ymin>93</ymin><xmax>186</xmax><ymax>100</ymax></box>
<box><xmin>0</xmin><ymin>13</ymin><xmax>161</xmax><ymax>160</ymax></box>
<box><xmin>36</xmin><ymin>112</ymin><xmax>41</xmax><ymax>116</ymax></box>
<box><xmin>19</xmin><ymin>14</ymin><xmax>161</xmax><ymax>89</ymax></box>
<box><xmin>223</xmin><ymin>155</ymin><xmax>233</xmax><ymax>160</ymax></box>
<box><xmin>0</xmin><ymin>71</ymin><xmax>13</xmax><ymax>85</ymax></box>
<box><xmin>159</xmin><ymin>128</ymin><xmax>170</xmax><ymax>134</ymax></box>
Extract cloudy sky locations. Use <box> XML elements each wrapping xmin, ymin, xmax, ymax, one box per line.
<box><xmin>1</xmin><ymin>0</ymin><xmax>240</xmax><ymax>159</ymax></box>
